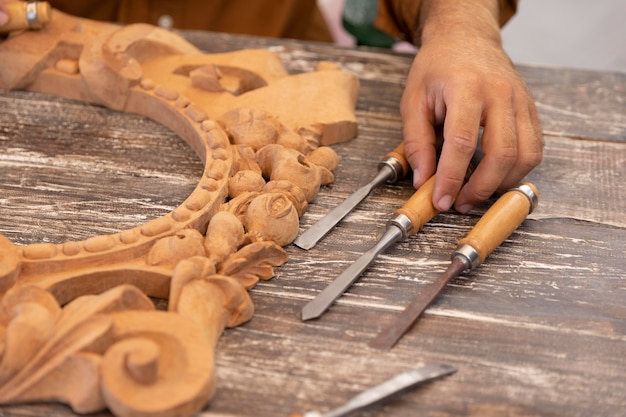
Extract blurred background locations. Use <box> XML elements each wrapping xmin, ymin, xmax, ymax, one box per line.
<box><xmin>319</xmin><ymin>0</ymin><xmax>626</xmax><ymax>74</ymax></box>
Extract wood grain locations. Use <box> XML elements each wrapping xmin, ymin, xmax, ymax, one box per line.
<box><xmin>1</xmin><ymin>30</ymin><xmax>625</xmax><ymax>417</ymax></box>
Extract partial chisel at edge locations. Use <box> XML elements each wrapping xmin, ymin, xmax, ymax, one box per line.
<box><xmin>289</xmin><ymin>363</ymin><xmax>456</xmax><ymax>417</ymax></box>
<box><xmin>294</xmin><ymin>142</ymin><xmax>409</xmax><ymax>250</ymax></box>
<box><xmin>369</xmin><ymin>182</ymin><xmax>539</xmax><ymax>350</ymax></box>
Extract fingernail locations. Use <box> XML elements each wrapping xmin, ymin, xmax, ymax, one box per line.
<box><xmin>456</xmin><ymin>203</ymin><xmax>473</xmax><ymax>214</ymax></box>
<box><xmin>437</xmin><ymin>195</ymin><xmax>454</xmax><ymax>211</ymax></box>
<box><xmin>412</xmin><ymin>168</ymin><xmax>421</xmax><ymax>187</ymax></box>
<box><xmin>0</xmin><ymin>12</ymin><xmax>8</xmax><ymax>26</ymax></box>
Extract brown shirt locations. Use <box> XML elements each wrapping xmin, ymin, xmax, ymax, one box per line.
<box><xmin>49</xmin><ymin>0</ymin><xmax>517</xmax><ymax>45</ymax></box>
<box><xmin>50</xmin><ymin>0</ymin><xmax>334</xmax><ymax>42</ymax></box>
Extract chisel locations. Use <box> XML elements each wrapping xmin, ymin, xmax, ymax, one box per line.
<box><xmin>294</xmin><ymin>142</ymin><xmax>409</xmax><ymax>250</ymax></box>
<box><xmin>0</xmin><ymin>1</ymin><xmax>51</xmax><ymax>33</ymax></box>
<box><xmin>301</xmin><ymin>175</ymin><xmax>438</xmax><ymax>321</ymax></box>
<box><xmin>369</xmin><ymin>182</ymin><xmax>538</xmax><ymax>350</ymax></box>
<box><xmin>289</xmin><ymin>363</ymin><xmax>456</xmax><ymax>417</ymax></box>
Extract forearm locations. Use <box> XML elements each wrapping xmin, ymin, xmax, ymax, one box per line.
<box><xmin>375</xmin><ymin>0</ymin><xmax>517</xmax><ymax>46</ymax></box>
<box><xmin>418</xmin><ymin>0</ymin><xmax>502</xmax><ymax>46</ymax></box>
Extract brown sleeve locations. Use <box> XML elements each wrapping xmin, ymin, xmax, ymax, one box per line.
<box><xmin>51</xmin><ymin>0</ymin><xmax>332</xmax><ymax>42</ymax></box>
<box><xmin>374</xmin><ymin>0</ymin><xmax>518</xmax><ymax>45</ymax></box>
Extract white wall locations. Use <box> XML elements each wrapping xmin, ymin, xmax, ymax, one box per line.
<box><xmin>319</xmin><ymin>0</ymin><xmax>626</xmax><ymax>74</ymax></box>
<box><xmin>501</xmin><ymin>0</ymin><xmax>626</xmax><ymax>73</ymax></box>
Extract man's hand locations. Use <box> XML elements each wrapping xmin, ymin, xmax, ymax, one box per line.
<box><xmin>402</xmin><ymin>0</ymin><xmax>543</xmax><ymax>213</ymax></box>
<box><xmin>0</xmin><ymin>0</ymin><xmax>15</xmax><ymax>27</ymax></box>
<box><xmin>0</xmin><ymin>4</ymin><xmax>8</xmax><ymax>27</ymax></box>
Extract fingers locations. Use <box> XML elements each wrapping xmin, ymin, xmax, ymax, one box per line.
<box><xmin>433</xmin><ymin>85</ymin><xmax>483</xmax><ymax>211</ymax></box>
<box><xmin>453</xmin><ymin>84</ymin><xmax>518</xmax><ymax>212</ymax></box>
<box><xmin>400</xmin><ymin>93</ymin><xmax>438</xmax><ymax>190</ymax></box>
<box><xmin>501</xmin><ymin>95</ymin><xmax>544</xmax><ymax>187</ymax></box>
<box><xmin>0</xmin><ymin>0</ymin><xmax>18</xmax><ymax>24</ymax></box>
<box><xmin>0</xmin><ymin>10</ymin><xmax>8</xmax><ymax>27</ymax></box>
<box><xmin>401</xmin><ymin>72</ymin><xmax>543</xmax><ymax>213</ymax></box>
<box><xmin>454</xmin><ymin>85</ymin><xmax>543</xmax><ymax>213</ymax></box>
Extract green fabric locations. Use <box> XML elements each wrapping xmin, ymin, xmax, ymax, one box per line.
<box><xmin>342</xmin><ymin>0</ymin><xmax>396</xmax><ymax>48</ymax></box>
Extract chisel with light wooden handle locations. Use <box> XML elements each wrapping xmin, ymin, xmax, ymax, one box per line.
<box><xmin>369</xmin><ymin>182</ymin><xmax>539</xmax><ymax>350</ymax></box>
<box><xmin>289</xmin><ymin>363</ymin><xmax>456</xmax><ymax>417</ymax></box>
<box><xmin>294</xmin><ymin>142</ymin><xmax>409</xmax><ymax>250</ymax></box>
<box><xmin>301</xmin><ymin>175</ymin><xmax>438</xmax><ymax>321</ymax></box>
<box><xmin>0</xmin><ymin>1</ymin><xmax>51</xmax><ymax>33</ymax></box>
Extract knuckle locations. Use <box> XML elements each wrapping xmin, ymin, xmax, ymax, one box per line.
<box><xmin>456</xmin><ymin>70</ymin><xmax>482</xmax><ymax>90</ymax></box>
<box><xmin>439</xmin><ymin>171</ymin><xmax>466</xmax><ymax>192</ymax></box>
<box><xmin>470</xmin><ymin>185</ymin><xmax>496</xmax><ymax>202</ymax></box>
<box><xmin>519</xmin><ymin>148</ymin><xmax>544</xmax><ymax>171</ymax></box>
<box><xmin>517</xmin><ymin>127</ymin><xmax>545</xmax><ymax>171</ymax></box>
<box><xmin>492</xmin><ymin>145</ymin><xmax>518</xmax><ymax>169</ymax></box>
<box><xmin>491</xmin><ymin>77</ymin><xmax>515</xmax><ymax>99</ymax></box>
<box><xmin>446</xmin><ymin>131</ymin><xmax>476</xmax><ymax>155</ymax></box>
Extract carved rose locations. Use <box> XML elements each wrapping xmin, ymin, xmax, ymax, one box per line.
<box><xmin>243</xmin><ymin>193</ymin><xmax>299</xmax><ymax>246</ymax></box>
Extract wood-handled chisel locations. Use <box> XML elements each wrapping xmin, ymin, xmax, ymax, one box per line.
<box><xmin>0</xmin><ymin>1</ymin><xmax>51</xmax><ymax>33</ymax></box>
<box><xmin>289</xmin><ymin>363</ymin><xmax>456</xmax><ymax>417</ymax></box>
<box><xmin>301</xmin><ymin>175</ymin><xmax>438</xmax><ymax>321</ymax></box>
<box><xmin>369</xmin><ymin>182</ymin><xmax>539</xmax><ymax>350</ymax></box>
<box><xmin>294</xmin><ymin>143</ymin><xmax>409</xmax><ymax>250</ymax></box>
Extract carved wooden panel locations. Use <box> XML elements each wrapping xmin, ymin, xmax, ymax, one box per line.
<box><xmin>0</xmin><ymin>9</ymin><xmax>359</xmax><ymax>417</ymax></box>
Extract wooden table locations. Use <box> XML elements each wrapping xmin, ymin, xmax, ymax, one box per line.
<box><xmin>1</xmin><ymin>31</ymin><xmax>625</xmax><ymax>417</ymax></box>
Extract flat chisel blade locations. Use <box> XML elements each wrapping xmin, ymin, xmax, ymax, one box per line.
<box><xmin>368</xmin><ymin>257</ymin><xmax>467</xmax><ymax>350</ymax></box>
<box><xmin>294</xmin><ymin>166</ymin><xmax>394</xmax><ymax>250</ymax></box>
<box><xmin>297</xmin><ymin>363</ymin><xmax>456</xmax><ymax>417</ymax></box>
<box><xmin>301</xmin><ymin>225</ymin><xmax>404</xmax><ymax>321</ymax></box>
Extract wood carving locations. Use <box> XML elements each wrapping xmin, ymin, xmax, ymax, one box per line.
<box><xmin>0</xmin><ymin>7</ymin><xmax>358</xmax><ymax>417</ymax></box>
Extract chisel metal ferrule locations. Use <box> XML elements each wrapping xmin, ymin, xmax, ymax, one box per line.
<box><xmin>378</xmin><ymin>156</ymin><xmax>407</xmax><ymax>184</ymax></box>
<box><xmin>389</xmin><ymin>213</ymin><xmax>414</xmax><ymax>240</ymax></box>
<box><xmin>510</xmin><ymin>183</ymin><xmax>539</xmax><ymax>214</ymax></box>
<box><xmin>452</xmin><ymin>244</ymin><xmax>480</xmax><ymax>272</ymax></box>
<box><xmin>25</xmin><ymin>1</ymin><xmax>41</xmax><ymax>27</ymax></box>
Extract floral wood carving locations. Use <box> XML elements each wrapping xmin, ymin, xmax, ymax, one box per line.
<box><xmin>0</xmin><ymin>8</ymin><xmax>359</xmax><ymax>417</ymax></box>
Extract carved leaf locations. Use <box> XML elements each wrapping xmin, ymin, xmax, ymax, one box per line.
<box><xmin>0</xmin><ymin>285</ymin><xmax>155</xmax><ymax>412</ymax></box>
<box><xmin>0</xmin><ymin>285</ymin><xmax>217</xmax><ymax>416</ymax></box>
<box><xmin>0</xmin><ymin>235</ymin><xmax>19</xmax><ymax>293</ymax></box>
<box><xmin>0</xmin><ymin>286</ymin><xmax>60</xmax><ymax>386</ymax></box>
<box><xmin>175</xmin><ymin>274</ymin><xmax>254</xmax><ymax>336</ymax></box>
<box><xmin>217</xmin><ymin>241</ymin><xmax>288</xmax><ymax>289</ymax></box>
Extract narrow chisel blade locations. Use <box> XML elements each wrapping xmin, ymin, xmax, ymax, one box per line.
<box><xmin>301</xmin><ymin>225</ymin><xmax>403</xmax><ymax>321</ymax></box>
<box><xmin>369</xmin><ymin>256</ymin><xmax>467</xmax><ymax>350</ymax></box>
<box><xmin>294</xmin><ymin>166</ymin><xmax>394</xmax><ymax>250</ymax></box>
<box><xmin>314</xmin><ymin>364</ymin><xmax>457</xmax><ymax>417</ymax></box>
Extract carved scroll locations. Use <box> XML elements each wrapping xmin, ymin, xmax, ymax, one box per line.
<box><xmin>0</xmin><ymin>8</ymin><xmax>359</xmax><ymax>417</ymax></box>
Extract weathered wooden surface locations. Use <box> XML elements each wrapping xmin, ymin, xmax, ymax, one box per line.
<box><xmin>1</xmin><ymin>30</ymin><xmax>625</xmax><ymax>417</ymax></box>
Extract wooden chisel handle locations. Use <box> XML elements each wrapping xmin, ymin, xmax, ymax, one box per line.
<box><xmin>456</xmin><ymin>182</ymin><xmax>538</xmax><ymax>267</ymax></box>
<box><xmin>380</xmin><ymin>142</ymin><xmax>410</xmax><ymax>182</ymax></box>
<box><xmin>391</xmin><ymin>175</ymin><xmax>439</xmax><ymax>237</ymax></box>
<box><xmin>0</xmin><ymin>1</ymin><xmax>51</xmax><ymax>33</ymax></box>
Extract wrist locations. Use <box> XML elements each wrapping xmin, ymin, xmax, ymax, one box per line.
<box><xmin>418</xmin><ymin>0</ymin><xmax>502</xmax><ymax>47</ymax></box>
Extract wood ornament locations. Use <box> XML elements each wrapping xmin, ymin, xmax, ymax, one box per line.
<box><xmin>0</xmin><ymin>7</ymin><xmax>359</xmax><ymax>417</ymax></box>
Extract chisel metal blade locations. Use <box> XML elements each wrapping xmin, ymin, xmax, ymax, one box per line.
<box><xmin>301</xmin><ymin>225</ymin><xmax>404</xmax><ymax>321</ymax></box>
<box><xmin>294</xmin><ymin>165</ymin><xmax>395</xmax><ymax>250</ymax></box>
<box><xmin>294</xmin><ymin>143</ymin><xmax>408</xmax><ymax>250</ymax></box>
<box><xmin>368</xmin><ymin>257</ymin><xmax>467</xmax><ymax>350</ymax></box>
<box><xmin>295</xmin><ymin>363</ymin><xmax>457</xmax><ymax>417</ymax></box>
